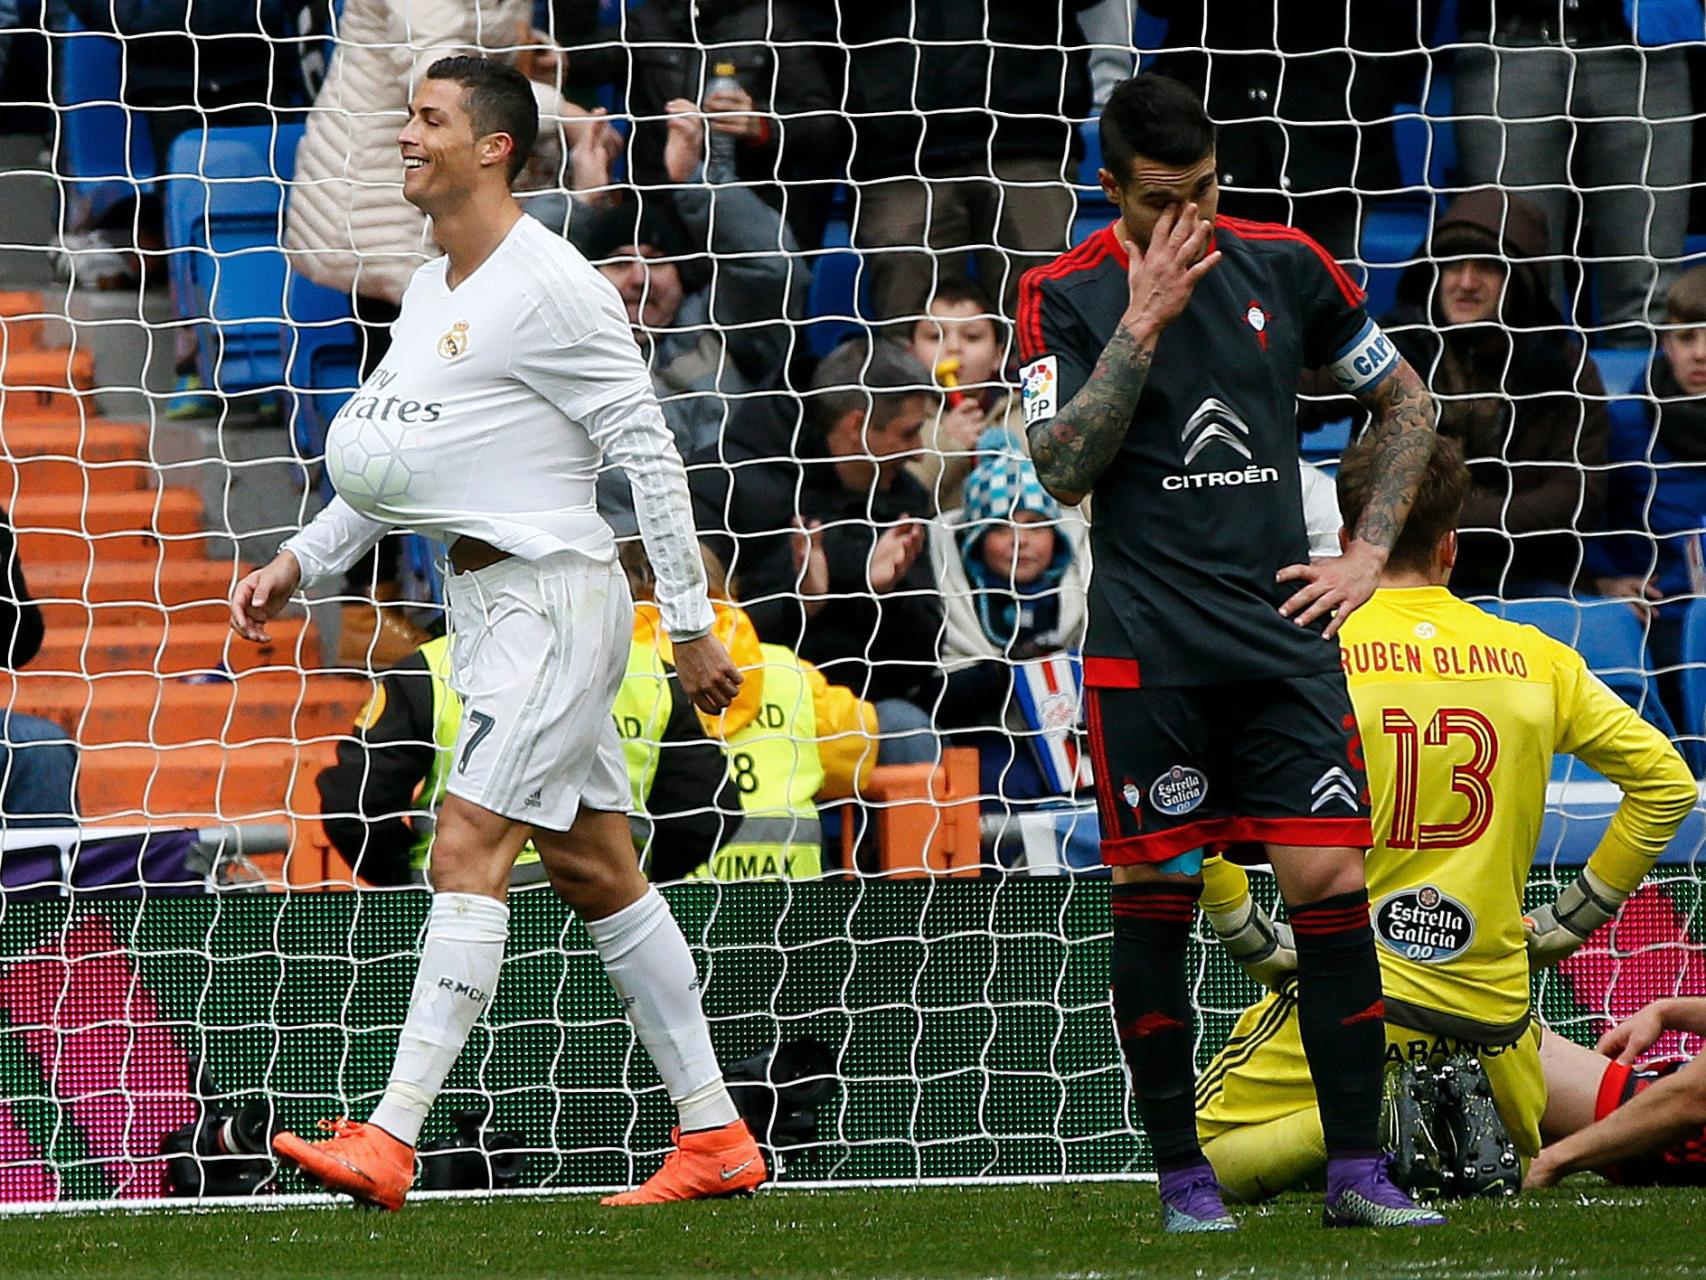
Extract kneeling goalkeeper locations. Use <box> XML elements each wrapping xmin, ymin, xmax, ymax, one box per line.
<box><xmin>1195</xmin><ymin>433</ymin><xmax>1696</xmax><ymax>1200</ymax></box>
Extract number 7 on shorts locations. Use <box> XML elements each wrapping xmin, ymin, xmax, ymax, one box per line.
<box><xmin>459</xmin><ymin>710</ymin><xmax>496</xmax><ymax>774</ymax></box>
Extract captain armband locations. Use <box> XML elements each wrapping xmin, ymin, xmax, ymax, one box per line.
<box><xmin>1326</xmin><ymin>319</ymin><xmax>1399</xmax><ymax>394</ymax></box>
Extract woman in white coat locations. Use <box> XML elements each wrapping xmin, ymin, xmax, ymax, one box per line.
<box><xmin>285</xmin><ymin>0</ymin><xmax>572</xmax><ymax>353</ymax></box>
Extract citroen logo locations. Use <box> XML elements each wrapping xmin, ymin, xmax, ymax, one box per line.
<box><xmin>1180</xmin><ymin>398</ymin><xmax>1253</xmax><ymax>465</ymax></box>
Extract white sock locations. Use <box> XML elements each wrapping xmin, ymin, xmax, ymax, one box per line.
<box><xmin>585</xmin><ymin>888</ymin><xmax>739</xmax><ymax>1132</ymax></box>
<box><xmin>368</xmin><ymin>892</ymin><xmax>510</xmax><ymax>1147</ymax></box>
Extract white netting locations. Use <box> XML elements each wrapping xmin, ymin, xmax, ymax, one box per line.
<box><xmin>0</xmin><ymin>1</ymin><xmax>1701</xmax><ymax>1202</ymax></box>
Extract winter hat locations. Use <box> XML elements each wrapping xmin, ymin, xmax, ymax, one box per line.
<box><xmin>1430</xmin><ymin>221</ymin><xmax>1502</xmax><ymax>264</ymax></box>
<box><xmin>961</xmin><ymin>428</ymin><xmax>1060</xmax><ymax>532</ymax></box>
<box><xmin>567</xmin><ymin>190</ymin><xmax>691</xmax><ymax>263</ymax></box>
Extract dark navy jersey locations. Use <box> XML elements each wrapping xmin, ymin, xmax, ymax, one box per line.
<box><xmin>1017</xmin><ymin>217</ymin><xmax>1397</xmax><ymax>688</ymax></box>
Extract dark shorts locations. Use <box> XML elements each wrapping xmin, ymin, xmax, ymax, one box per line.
<box><xmin>1082</xmin><ymin>665</ymin><xmax>1373</xmax><ymax>866</ymax></box>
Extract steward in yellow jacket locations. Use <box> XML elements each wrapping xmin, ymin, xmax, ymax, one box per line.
<box><xmin>621</xmin><ymin>540</ymin><xmax>880</xmax><ymax>881</ymax></box>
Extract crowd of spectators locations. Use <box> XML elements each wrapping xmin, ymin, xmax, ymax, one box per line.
<box><xmin>10</xmin><ymin>0</ymin><xmax>1706</xmax><ymax>868</ymax></box>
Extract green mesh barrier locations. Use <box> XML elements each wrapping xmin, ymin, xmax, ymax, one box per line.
<box><xmin>0</xmin><ymin>874</ymin><xmax>1695</xmax><ymax>1202</ymax></box>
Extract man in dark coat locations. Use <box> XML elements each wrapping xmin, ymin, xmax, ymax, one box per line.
<box><xmin>827</xmin><ymin>0</ymin><xmax>1092</xmax><ymax>321</ymax></box>
<box><xmin>692</xmin><ymin>339</ymin><xmax>944</xmax><ymax>755</ymax></box>
<box><xmin>1381</xmin><ymin>189</ymin><xmax>1608</xmax><ymax>598</ymax></box>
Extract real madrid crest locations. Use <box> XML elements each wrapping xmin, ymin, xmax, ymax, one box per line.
<box><xmin>437</xmin><ymin>320</ymin><xmax>471</xmax><ymax>361</ymax></box>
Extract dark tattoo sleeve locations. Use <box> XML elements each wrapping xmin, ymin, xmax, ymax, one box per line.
<box><xmin>1026</xmin><ymin>326</ymin><xmax>1155</xmax><ymax>505</ymax></box>
<box><xmin>1349</xmin><ymin>358</ymin><xmax>1438</xmax><ymax>552</ymax></box>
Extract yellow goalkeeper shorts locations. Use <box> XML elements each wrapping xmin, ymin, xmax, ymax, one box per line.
<box><xmin>1195</xmin><ymin>990</ymin><xmax>1545</xmax><ymax>1168</ymax></box>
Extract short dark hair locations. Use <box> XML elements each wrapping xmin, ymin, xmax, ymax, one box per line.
<box><xmin>425</xmin><ymin>55</ymin><xmax>538</xmax><ymax>183</ymax></box>
<box><xmin>1666</xmin><ymin>264</ymin><xmax>1706</xmax><ymax>325</ymax></box>
<box><xmin>1100</xmin><ymin>73</ymin><xmax>1217</xmax><ymax>185</ymax></box>
<box><xmin>806</xmin><ymin>338</ymin><xmax>933</xmax><ymax>439</ymax></box>
<box><xmin>1336</xmin><ymin>432</ymin><xmax>1470</xmax><ymax>575</ymax></box>
<box><xmin>919</xmin><ymin>278</ymin><xmax>1009</xmax><ymax>347</ymax></box>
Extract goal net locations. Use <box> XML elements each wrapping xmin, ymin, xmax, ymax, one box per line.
<box><xmin>0</xmin><ymin>2</ymin><xmax>1701</xmax><ymax>1203</ymax></box>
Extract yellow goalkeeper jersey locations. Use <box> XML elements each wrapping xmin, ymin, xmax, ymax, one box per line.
<box><xmin>1339</xmin><ymin>586</ymin><xmax>1694</xmax><ymax>1041</ymax></box>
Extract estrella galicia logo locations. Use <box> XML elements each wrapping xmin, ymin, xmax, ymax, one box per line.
<box><xmin>1148</xmin><ymin>765</ymin><xmax>1207</xmax><ymax>817</ymax></box>
<box><xmin>1374</xmin><ymin>885</ymin><xmax>1475</xmax><ymax>963</ymax></box>
<box><xmin>1180</xmin><ymin>397</ymin><xmax>1253</xmax><ymax>464</ymax></box>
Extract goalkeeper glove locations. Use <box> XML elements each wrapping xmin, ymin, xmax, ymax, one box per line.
<box><xmin>1204</xmin><ymin>895</ymin><xmax>1297</xmax><ymax>989</ymax></box>
<box><xmin>1524</xmin><ymin>867</ymin><xmax>1627</xmax><ymax>969</ymax></box>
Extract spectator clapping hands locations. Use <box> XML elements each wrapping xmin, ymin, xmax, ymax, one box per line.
<box><xmin>569</xmin><ymin>108</ymin><xmax>625</xmax><ymax>203</ymax></box>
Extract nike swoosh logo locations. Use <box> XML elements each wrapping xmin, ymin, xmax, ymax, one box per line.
<box><xmin>720</xmin><ymin>1159</ymin><xmax>755</xmax><ymax>1182</ymax></box>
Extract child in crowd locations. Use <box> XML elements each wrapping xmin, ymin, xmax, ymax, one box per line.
<box><xmin>1586</xmin><ymin>265</ymin><xmax>1706</xmax><ymax>730</ymax></box>
<box><xmin>928</xmin><ymin>429</ymin><xmax>1090</xmax><ymax>797</ymax></box>
<box><xmin>906</xmin><ymin>281</ymin><xmax>1024</xmax><ymax>511</ymax></box>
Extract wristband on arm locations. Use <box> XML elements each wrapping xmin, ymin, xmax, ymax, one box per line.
<box><xmin>1525</xmin><ymin>866</ymin><xmax>1627</xmax><ymax>968</ymax></box>
<box><xmin>1203</xmin><ymin>894</ymin><xmax>1298</xmax><ymax>990</ymax></box>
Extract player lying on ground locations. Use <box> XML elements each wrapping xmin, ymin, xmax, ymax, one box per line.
<box><xmin>230</xmin><ymin>57</ymin><xmax>762</xmax><ymax>1210</ymax></box>
<box><xmin>1529</xmin><ymin>998</ymin><xmax>1706</xmax><ymax>1188</ymax></box>
<box><xmin>1194</xmin><ymin>433</ymin><xmax>1695</xmax><ymax>1202</ymax></box>
<box><xmin>1020</xmin><ymin>72</ymin><xmax>1441</xmax><ymax>1230</ymax></box>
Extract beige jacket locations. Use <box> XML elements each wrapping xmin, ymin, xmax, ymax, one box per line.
<box><xmin>285</xmin><ymin>0</ymin><xmax>558</xmax><ymax>304</ymax></box>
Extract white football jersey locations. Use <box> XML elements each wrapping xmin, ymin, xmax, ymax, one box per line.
<box><xmin>286</xmin><ymin>214</ymin><xmax>712</xmax><ymax>636</ymax></box>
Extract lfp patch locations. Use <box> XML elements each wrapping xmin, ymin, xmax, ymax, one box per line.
<box><xmin>1148</xmin><ymin>765</ymin><xmax>1207</xmax><ymax>817</ymax></box>
<box><xmin>1020</xmin><ymin>356</ymin><xmax>1058</xmax><ymax>424</ymax></box>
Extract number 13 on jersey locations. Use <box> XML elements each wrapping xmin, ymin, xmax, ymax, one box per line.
<box><xmin>1381</xmin><ymin>707</ymin><xmax>1500</xmax><ymax>850</ymax></box>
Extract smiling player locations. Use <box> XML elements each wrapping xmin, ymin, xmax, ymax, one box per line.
<box><xmin>1018</xmin><ymin>73</ymin><xmax>1440</xmax><ymax>1230</ymax></box>
<box><xmin>231</xmin><ymin>56</ymin><xmax>763</xmax><ymax>1210</ymax></box>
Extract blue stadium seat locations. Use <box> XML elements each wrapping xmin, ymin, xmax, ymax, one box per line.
<box><xmin>400</xmin><ymin>533</ymin><xmax>446</xmax><ymax>612</ymax></box>
<box><xmin>1071</xmin><ymin>200</ymin><xmax>1114</xmax><ymax>247</ymax></box>
<box><xmin>1299</xmin><ymin>417</ymin><xmax>1351</xmax><ymax>466</ymax></box>
<box><xmin>1133</xmin><ymin>8</ymin><xmax>1167</xmax><ymax>67</ymax></box>
<box><xmin>1076</xmin><ymin>122</ymin><xmax>1103</xmax><ymax>193</ymax></box>
<box><xmin>1676</xmin><ymin>599</ymin><xmax>1706</xmax><ymax>774</ymax></box>
<box><xmin>1590</xmin><ymin>347</ymin><xmax>1652</xmax><ymax>443</ymax></box>
<box><xmin>1365</xmin><ymin>79</ymin><xmax>1456</xmax><ymax>318</ymax></box>
<box><xmin>1358</xmin><ymin>204</ymin><xmax>1429</xmax><ymax>319</ymax></box>
<box><xmin>1590</xmin><ymin>348</ymin><xmax>1651</xmax><ymax>398</ymax></box>
<box><xmin>278</xmin><ymin>273</ymin><xmax>445</xmax><ymax>607</ymax></box>
<box><xmin>280</xmin><ymin>271</ymin><xmax>361</xmax><ymax>476</ymax></box>
<box><xmin>164</xmin><ymin>124</ymin><xmax>306</xmax><ymax>397</ymax></box>
<box><xmin>803</xmin><ymin>215</ymin><xmax>870</xmax><ymax>358</ymax></box>
<box><xmin>54</xmin><ymin>16</ymin><xmax>159</xmax><ymax>228</ymax></box>
<box><xmin>1479</xmin><ymin>598</ymin><xmax>1678</xmax><ymax>773</ymax></box>
<box><xmin>1391</xmin><ymin>77</ymin><xmax>1458</xmax><ymax>196</ymax></box>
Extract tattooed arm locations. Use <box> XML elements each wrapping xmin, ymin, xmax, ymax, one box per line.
<box><xmin>1028</xmin><ymin>203</ymin><xmax>1221</xmax><ymax>506</ymax></box>
<box><xmin>1276</xmin><ymin>357</ymin><xmax>1437</xmax><ymax>637</ymax></box>
<box><xmin>1345</xmin><ymin>359</ymin><xmax>1438</xmax><ymax>553</ymax></box>
<box><xmin>1028</xmin><ymin>329</ymin><xmax>1155</xmax><ymax>505</ymax></box>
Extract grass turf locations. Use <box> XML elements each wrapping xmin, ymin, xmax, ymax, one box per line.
<box><xmin>2</xmin><ymin>1183</ymin><xmax>1703</xmax><ymax>1279</ymax></box>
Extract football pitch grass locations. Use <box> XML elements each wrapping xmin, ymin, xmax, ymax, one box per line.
<box><xmin>2</xmin><ymin>1183</ymin><xmax>1704</xmax><ymax>1280</ymax></box>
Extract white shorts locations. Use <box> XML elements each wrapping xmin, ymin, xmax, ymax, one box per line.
<box><xmin>442</xmin><ymin>550</ymin><xmax>633</xmax><ymax>831</ymax></box>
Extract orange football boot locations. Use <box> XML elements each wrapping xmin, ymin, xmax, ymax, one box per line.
<box><xmin>601</xmin><ymin>1120</ymin><xmax>767</xmax><ymax>1205</ymax></box>
<box><xmin>272</xmin><ymin>1118</ymin><xmax>416</xmax><ymax>1211</ymax></box>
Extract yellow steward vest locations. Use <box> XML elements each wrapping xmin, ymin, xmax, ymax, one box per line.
<box><xmin>413</xmin><ymin>636</ymin><xmax>540</xmax><ymax>870</ymax></box>
<box><xmin>609</xmin><ymin>638</ymin><xmax>677</xmax><ymax>815</ymax></box>
<box><xmin>698</xmin><ymin>642</ymin><xmax>824</xmax><ymax>880</ymax></box>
